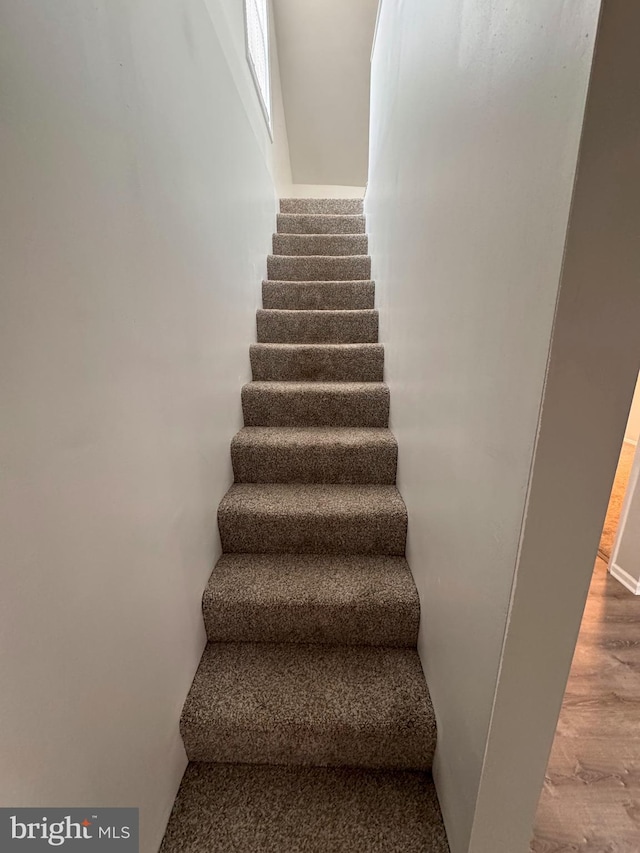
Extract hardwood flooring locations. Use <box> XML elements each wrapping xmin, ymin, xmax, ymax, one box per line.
<box><xmin>531</xmin><ymin>558</ymin><xmax>640</xmax><ymax>852</ymax></box>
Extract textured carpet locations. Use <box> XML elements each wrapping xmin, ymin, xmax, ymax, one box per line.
<box><xmin>256</xmin><ymin>308</ymin><xmax>379</xmax><ymax>343</ymax></box>
<box><xmin>202</xmin><ymin>554</ymin><xmax>418</xmax><ymax>645</ymax></box>
<box><xmin>272</xmin><ymin>233</ymin><xmax>368</xmax><ymax>256</ymax></box>
<box><xmin>267</xmin><ymin>253</ymin><xmax>371</xmax><ymax>282</ymax></box>
<box><xmin>180</xmin><ymin>642</ymin><xmax>435</xmax><ymax>767</ymax></box>
<box><xmin>162</xmin><ymin>197</ymin><xmax>448</xmax><ymax>851</ymax></box>
<box><xmin>250</xmin><ymin>343</ymin><xmax>384</xmax><ymax>382</ymax></box>
<box><xmin>241</xmin><ymin>381</ymin><xmax>390</xmax><ymax>427</ymax></box>
<box><xmin>160</xmin><ymin>764</ymin><xmax>449</xmax><ymax>853</ymax></box>
<box><xmin>217</xmin><ymin>483</ymin><xmax>407</xmax><ymax>555</ymax></box>
<box><xmin>262</xmin><ymin>280</ymin><xmax>375</xmax><ymax>310</ymax></box>
<box><xmin>231</xmin><ymin>427</ymin><xmax>397</xmax><ymax>484</ymax></box>
<box><xmin>279</xmin><ymin>198</ymin><xmax>363</xmax><ymax>214</ymax></box>
<box><xmin>598</xmin><ymin>441</ymin><xmax>635</xmax><ymax>560</ymax></box>
<box><xmin>277</xmin><ymin>213</ymin><xmax>366</xmax><ymax>234</ymax></box>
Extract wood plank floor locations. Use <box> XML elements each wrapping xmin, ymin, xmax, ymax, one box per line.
<box><xmin>531</xmin><ymin>557</ymin><xmax>640</xmax><ymax>853</ymax></box>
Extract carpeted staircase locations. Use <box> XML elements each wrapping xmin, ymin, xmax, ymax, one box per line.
<box><xmin>160</xmin><ymin>199</ymin><xmax>449</xmax><ymax>852</ymax></box>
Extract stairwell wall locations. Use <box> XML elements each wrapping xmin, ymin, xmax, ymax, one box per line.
<box><xmin>273</xmin><ymin>0</ymin><xmax>379</xmax><ymax>187</ymax></box>
<box><xmin>366</xmin><ymin>1</ymin><xmax>603</xmax><ymax>851</ymax></box>
<box><xmin>0</xmin><ymin>1</ymin><xmax>288</xmax><ymax>851</ymax></box>
<box><xmin>213</xmin><ymin>0</ymin><xmax>293</xmax><ymax>195</ymax></box>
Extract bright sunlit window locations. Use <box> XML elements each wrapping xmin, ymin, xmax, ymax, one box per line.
<box><xmin>244</xmin><ymin>0</ymin><xmax>272</xmax><ymax>135</ymax></box>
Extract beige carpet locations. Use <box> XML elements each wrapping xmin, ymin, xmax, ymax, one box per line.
<box><xmin>162</xmin><ymin>197</ymin><xmax>449</xmax><ymax>851</ymax></box>
<box><xmin>161</xmin><ymin>764</ymin><xmax>450</xmax><ymax>853</ymax></box>
<box><xmin>598</xmin><ymin>441</ymin><xmax>636</xmax><ymax>560</ymax></box>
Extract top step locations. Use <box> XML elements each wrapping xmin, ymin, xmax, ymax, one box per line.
<box><xmin>280</xmin><ymin>198</ymin><xmax>363</xmax><ymax>215</ymax></box>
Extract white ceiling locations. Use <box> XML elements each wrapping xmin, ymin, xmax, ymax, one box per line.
<box><xmin>272</xmin><ymin>0</ymin><xmax>379</xmax><ymax>187</ymax></box>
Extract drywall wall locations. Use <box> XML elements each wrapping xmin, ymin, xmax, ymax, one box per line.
<box><xmin>214</xmin><ymin>0</ymin><xmax>292</xmax><ymax>194</ymax></box>
<box><xmin>273</xmin><ymin>0</ymin><xmax>378</xmax><ymax>186</ymax></box>
<box><xmin>609</xmin><ymin>445</ymin><xmax>640</xmax><ymax>594</ymax></box>
<box><xmin>469</xmin><ymin>2</ymin><xmax>640</xmax><ymax>848</ymax></box>
<box><xmin>366</xmin><ymin>0</ymin><xmax>606</xmax><ymax>850</ymax></box>
<box><xmin>289</xmin><ymin>185</ymin><xmax>366</xmax><ymax>199</ymax></box>
<box><xmin>0</xmin><ymin>1</ymin><xmax>280</xmax><ymax>851</ymax></box>
<box><xmin>268</xmin><ymin>0</ymin><xmax>294</xmax><ymax>196</ymax></box>
<box><xmin>608</xmin><ymin>370</ymin><xmax>640</xmax><ymax>594</ymax></box>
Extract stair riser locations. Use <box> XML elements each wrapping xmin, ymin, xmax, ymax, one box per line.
<box><xmin>203</xmin><ymin>599</ymin><xmax>416</xmax><ymax>646</ymax></box>
<box><xmin>277</xmin><ymin>214</ymin><xmax>366</xmax><ymax>234</ymax></box>
<box><xmin>257</xmin><ymin>310</ymin><xmax>378</xmax><ymax>344</ymax></box>
<box><xmin>242</xmin><ymin>386</ymin><xmax>390</xmax><ymax>427</ymax></box>
<box><xmin>268</xmin><ymin>255</ymin><xmax>371</xmax><ymax>282</ymax></box>
<box><xmin>280</xmin><ymin>198</ymin><xmax>363</xmax><ymax>215</ymax></box>
<box><xmin>218</xmin><ymin>508</ymin><xmax>407</xmax><ymax>555</ymax></box>
<box><xmin>231</xmin><ymin>435</ymin><xmax>396</xmax><ymax>483</ymax></box>
<box><xmin>182</xmin><ymin>728</ymin><xmax>430</xmax><ymax>769</ymax></box>
<box><xmin>250</xmin><ymin>345</ymin><xmax>383</xmax><ymax>382</ymax></box>
<box><xmin>262</xmin><ymin>281</ymin><xmax>375</xmax><ymax>311</ymax></box>
<box><xmin>273</xmin><ymin>234</ymin><xmax>368</xmax><ymax>256</ymax></box>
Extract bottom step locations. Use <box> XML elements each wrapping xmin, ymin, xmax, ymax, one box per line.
<box><xmin>161</xmin><ymin>763</ymin><xmax>449</xmax><ymax>853</ymax></box>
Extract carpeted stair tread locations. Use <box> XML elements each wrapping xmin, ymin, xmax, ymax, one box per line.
<box><xmin>242</xmin><ymin>381</ymin><xmax>390</xmax><ymax>427</ymax></box>
<box><xmin>273</xmin><ymin>234</ymin><xmax>368</xmax><ymax>256</ymax></box>
<box><xmin>202</xmin><ymin>554</ymin><xmax>418</xmax><ymax>645</ymax></box>
<box><xmin>262</xmin><ymin>280</ymin><xmax>375</xmax><ymax>311</ymax></box>
<box><xmin>277</xmin><ymin>213</ymin><xmax>366</xmax><ymax>234</ymax></box>
<box><xmin>231</xmin><ymin>426</ymin><xmax>396</xmax><ymax>483</ymax></box>
<box><xmin>268</xmin><ymin>255</ymin><xmax>371</xmax><ymax>282</ymax></box>
<box><xmin>160</xmin><ymin>763</ymin><xmax>449</xmax><ymax>853</ymax></box>
<box><xmin>180</xmin><ymin>642</ymin><xmax>435</xmax><ymax>768</ymax></box>
<box><xmin>280</xmin><ymin>198</ymin><xmax>363</xmax><ymax>215</ymax></box>
<box><xmin>218</xmin><ymin>483</ymin><xmax>407</xmax><ymax>555</ymax></box>
<box><xmin>250</xmin><ymin>343</ymin><xmax>383</xmax><ymax>382</ymax></box>
<box><xmin>257</xmin><ymin>309</ymin><xmax>378</xmax><ymax>344</ymax></box>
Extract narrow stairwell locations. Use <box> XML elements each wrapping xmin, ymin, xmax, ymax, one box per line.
<box><xmin>160</xmin><ymin>199</ymin><xmax>449</xmax><ymax>852</ymax></box>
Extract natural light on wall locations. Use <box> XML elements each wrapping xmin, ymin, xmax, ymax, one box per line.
<box><xmin>244</xmin><ymin>0</ymin><xmax>271</xmax><ymax>133</ymax></box>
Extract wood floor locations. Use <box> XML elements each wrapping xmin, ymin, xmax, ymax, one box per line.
<box><xmin>531</xmin><ymin>557</ymin><xmax>640</xmax><ymax>853</ymax></box>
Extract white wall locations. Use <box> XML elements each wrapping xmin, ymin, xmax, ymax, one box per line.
<box><xmin>608</xmin><ymin>370</ymin><xmax>640</xmax><ymax>595</ymax></box>
<box><xmin>214</xmin><ymin>0</ymin><xmax>293</xmax><ymax>195</ymax></box>
<box><xmin>468</xmin><ymin>3</ymin><xmax>640</xmax><ymax>847</ymax></box>
<box><xmin>289</xmin><ymin>185</ymin><xmax>366</xmax><ymax>199</ymax></box>
<box><xmin>609</xmin><ymin>447</ymin><xmax>640</xmax><ymax>594</ymax></box>
<box><xmin>366</xmin><ymin>1</ymin><xmax>602</xmax><ymax>850</ymax></box>
<box><xmin>273</xmin><ymin>0</ymin><xmax>378</xmax><ymax>186</ymax></box>
<box><xmin>268</xmin><ymin>0</ymin><xmax>294</xmax><ymax>197</ymax></box>
<box><xmin>0</xmin><ymin>1</ymin><xmax>285</xmax><ymax>850</ymax></box>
